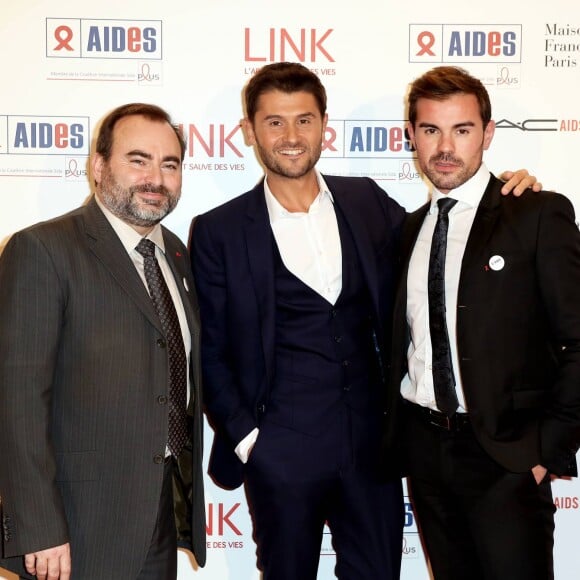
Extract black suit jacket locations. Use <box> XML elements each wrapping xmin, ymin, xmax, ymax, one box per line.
<box><xmin>0</xmin><ymin>198</ymin><xmax>206</xmax><ymax>578</ymax></box>
<box><xmin>191</xmin><ymin>175</ymin><xmax>405</xmax><ymax>489</ymax></box>
<box><xmin>386</xmin><ymin>174</ymin><xmax>580</xmax><ymax>477</ymax></box>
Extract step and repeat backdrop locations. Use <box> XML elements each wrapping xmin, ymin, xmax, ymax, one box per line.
<box><xmin>1</xmin><ymin>1</ymin><xmax>580</xmax><ymax>578</ymax></box>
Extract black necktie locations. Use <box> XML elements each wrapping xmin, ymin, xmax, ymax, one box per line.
<box><xmin>136</xmin><ymin>238</ymin><xmax>188</xmax><ymax>457</ymax></box>
<box><xmin>428</xmin><ymin>197</ymin><xmax>459</xmax><ymax>417</ymax></box>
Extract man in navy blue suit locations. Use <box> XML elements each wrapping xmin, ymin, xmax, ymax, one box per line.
<box><xmin>190</xmin><ymin>62</ymin><xmax>538</xmax><ymax>580</ymax></box>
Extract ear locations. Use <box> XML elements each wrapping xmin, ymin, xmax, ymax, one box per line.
<box><xmin>92</xmin><ymin>153</ymin><xmax>104</xmax><ymax>185</ymax></box>
<box><xmin>406</xmin><ymin>121</ymin><xmax>417</xmax><ymax>149</ymax></box>
<box><xmin>241</xmin><ymin>118</ymin><xmax>256</xmax><ymax>146</ymax></box>
<box><xmin>483</xmin><ymin>120</ymin><xmax>495</xmax><ymax>151</ymax></box>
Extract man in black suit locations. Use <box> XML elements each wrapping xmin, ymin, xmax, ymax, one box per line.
<box><xmin>386</xmin><ymin>66</ymin><xmax>580</xmax><ymax>580</ymax></box>
<box><xmin>0</xmin><ymin>103</ymin><xmax>206</xmax><ymax>579</ymax></box>
<box><xmin>190</xmin><ymin>62</ymin><xmax>538</xmax><ymax>580</ymax></box>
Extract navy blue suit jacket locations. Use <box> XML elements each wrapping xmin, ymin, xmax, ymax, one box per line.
<box><xmin>191</xmin><ymin>175</ymin><xmax>405</xmax><ymax>489</ymax></box>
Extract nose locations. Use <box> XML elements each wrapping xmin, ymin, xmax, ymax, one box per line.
<box><xmin>438</xmin><ymin>133</ymin><xmax>454</xmax><ymax>153</ymax></box>
<box><xmin>145</xmin><ymin>164</ymin><xmax>163</xmax><ymax>186</ymax></box>
<box><xmin>284</xmin><ymin>123</ymin><xmax>299</xmax><ymax>142</ymax></box>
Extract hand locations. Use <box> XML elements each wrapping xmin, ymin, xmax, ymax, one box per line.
<box><xmin>499</xmin><ymin>169</ymin><xmax>543</xmax><ymax>196</ymax></box>
<box><xmin>24</xmin><ymin>543</ymin><xmax>71</xmax><ymax>580</ymax></box>
<box><xmin>531</xmin><ymin>464</ymin><xmax>548</xmax><ymax>485</ymax></box>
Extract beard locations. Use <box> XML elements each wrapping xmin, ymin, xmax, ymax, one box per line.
<box><xmin>254</xmin><ymin>139</ymin><xmax>321</xmax><ymax>179</ymax></box>
<box><xmin>97</xmin><ymin>164</ymin><xmax>180</xmax><ymax>228</ymax></box>
<box><xmin>423</xmin><ymin>152</ymin><xmax>479</xmax><ymax>192</ymax></box>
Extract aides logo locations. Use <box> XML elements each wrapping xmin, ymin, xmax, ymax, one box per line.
<box><xmin>46</xmin><ymin>18</ymin><xmax>162</xmax><ymax>59</ymax></box>
<box><xmin>8</xmin><ymin>116</ymin><xmax>89</xmax><ymax>155</ymax></box>
<box><xmin>409</xmin><ymin>24</ymin><xmax>522</xmax><ymax>63</ymax></box>
<box><xmin>322</xmin><ymin>120</ymin><xmax>414</xmax><ymax>160</ymax></box>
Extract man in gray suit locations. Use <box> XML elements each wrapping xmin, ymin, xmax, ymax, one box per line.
<box><xmin>0</xmin><ymin>103</ymin><xmax>206</xmax><ymax>579</ymax></box>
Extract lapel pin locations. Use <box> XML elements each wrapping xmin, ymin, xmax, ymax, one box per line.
<box><xmin>488</xmin><ymin>255</ymin><xmax>505</xmax><ymax>271</ymax></box>
<box><xmin>183</xmin><ymin>277</ymin><xmax>189</xmax><ymax>292</ymax></box>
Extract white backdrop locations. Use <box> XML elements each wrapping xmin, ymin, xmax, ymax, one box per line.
<box><xmin>2</xmin><ymin>1</ymin><xmax>580</xmax><ymax>578</ymax></box>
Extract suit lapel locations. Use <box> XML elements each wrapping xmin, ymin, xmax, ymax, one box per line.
<box><xmin>393</xmin><ymin>203</ymin><xmax>429</xmax><ymax>364</ymax></box>
<box><xmin>461</xmin><ymin>175</ymin><xmax>502</xmax><ymax>272</ymax></box>
<box><xmin>244</xmin><ymin>182</ymin><xmax>276</xmax><ymax>386</ymax></box>
<box><xmin>163</xmin><ymin>231</ymin><xmax>198</xmax><ymax>335</ymax></box>
<box><xmin>82</xmin><ymin>198</ymin><xmax>163</xmax><ymax>334</ymax></box>
<box><xmin>329</xmin><ymin>179</ymin><xmax>382</xmax><ymax>323</ymax></box>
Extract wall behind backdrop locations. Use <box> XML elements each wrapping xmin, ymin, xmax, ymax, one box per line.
<box><xmin>2</xmin><ymin>1</ymin><xmax>580</xmax><ymax>578</ymax></box>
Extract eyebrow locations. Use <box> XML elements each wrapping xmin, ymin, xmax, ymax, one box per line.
<box><xmin>126</xmin><ymin>149</ymin><xmax>180</xmax><ymax>163</ymax></box>
<box><xmin>418</xmin><ymin>121</ymin><xmax>476</xmax><ymax>130</ymax></box>
<box><xmin>262</xmin><ymin>112</ymin><xmax>317</xmax><ymax>121</ymax></box>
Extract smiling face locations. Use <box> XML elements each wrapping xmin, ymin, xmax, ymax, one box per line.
<box><xmin>243</xmin><ymin>89</ymin><xmax>328</xmax><ymax>183</ymax></box>
<box><xmin>407</xmin><ymin>93</ymin><xmax>495</xmax><ymax>193</ymax></box>
<box><xmin>92</xmin><ymin>114</ymin><xmax>183</xmax><ymax>234</ymax></box>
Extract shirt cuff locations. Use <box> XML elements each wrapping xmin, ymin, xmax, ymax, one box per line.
<box><xmin>235</xmin><ymin>427</ymin><xmax>259</xmax><ymax>463</ymax></box>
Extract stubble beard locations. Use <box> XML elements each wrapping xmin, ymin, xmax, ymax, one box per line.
<box><xmin>255</xmin><ymin>140</ymin><xmax>321</xmax><ymax>179</ymax></box>
<box><xmin>98</xmin><ymin>165</ymin><xmax>180</xmax><ymax>228</ymax></box>
<box><xmin>424</xmin><ymin>152</ymin><xmax>480</xmax><ymax>192</ymax></box>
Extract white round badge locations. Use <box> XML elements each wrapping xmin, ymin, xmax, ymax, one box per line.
<box><xmin>488</xmin><ymin>255</ymin><xmax>505</xmax><ymax>271</ymax></box>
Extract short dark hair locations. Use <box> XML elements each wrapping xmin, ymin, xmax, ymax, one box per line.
<box><xmin>244</xmin><ymin>62</ymin><xmax>327</xmax><ymax>121</ymax></box>
<box><xmin>407</xmin><ymin>66</ymin><xmax>492</xmax><ymax>128</ymax></box>
<box><xmin>95</xmin><ymin>103</ymin><xmax>186</xmax><ymax>161</ymax></box>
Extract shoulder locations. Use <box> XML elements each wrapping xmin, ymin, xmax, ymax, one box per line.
<box><xmin>324</xmin><ymin>174</ymin><xmax>385</xmax><ymax>197</ymax></box>
<box><xmin>3</xmin><ymin>204</ymin><xmax>86</xmax><ymax>254</ymax></box>
<box><xmin>325</xmin><ymin>174</ymin><xmax>403</xmax><ymax>208</ymax></box>
<box><xmin>198</xmin><ymin>182</ymin><xmax>263</xmax><ymax>223</ymax></box>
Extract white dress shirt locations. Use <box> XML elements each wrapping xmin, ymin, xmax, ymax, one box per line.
<box><xmin>401</xmin><ymin>164</ymin><xmax>491</xmax><ymax>412</ymax></box>
<box><xmin>95</xmin><ymin>195</ymin><xmax>192</xmax><ymax>407</ymax></box>
<box><xmin>235</xmin><ymin>170</ymin><xmax>342</xmax><ymax>462</ymax></box>
<box><xmin>265</xmin><ymin>170</ymin><xmax>342</xmax><ymax>304</ymax></box>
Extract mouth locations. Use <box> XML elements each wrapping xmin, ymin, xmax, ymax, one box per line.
<box><xmin>276</xmin><ymin>146</ymin><xmax>306</xmax><ymax>157</ymax></box>
<box><xmin>133</xmin><ymin>188</ymin><xmax>168</xmax><ymax>205</ymax></box>
<box><xmin>432</xmin><ymin>156</ymin><xmax>462</xmax><ymax>173</ymax></box>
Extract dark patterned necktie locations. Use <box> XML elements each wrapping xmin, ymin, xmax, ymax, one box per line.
<box><xmin>136</xmin><ymin>238</ymin><xmax>188</xmax><ymax>456</ymax></box>
<box><xmin>428</xmin><ymin>197</ymin><xmax>459</xmax><ymax>417</ymax></box>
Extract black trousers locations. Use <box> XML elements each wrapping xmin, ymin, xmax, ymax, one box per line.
<box><xmin>137</xmin><ymin>456</ymin><xmax>178</xmax><ymax>580</ymax></box>
<box><xmin>402</xmin><ymin>403</ymin><xmax>555</xmax><ymax>580</ymax></box>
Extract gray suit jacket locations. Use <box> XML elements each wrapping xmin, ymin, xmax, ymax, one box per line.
<box><xmin>0</xmin><ymin>197</ymin><xmax>206</xmax><ymax>578</ymax></box>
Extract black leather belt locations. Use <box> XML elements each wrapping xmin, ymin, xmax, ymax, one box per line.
<box><xmin>404</xmin><ymin>401</ymin><xmax>471</xmax><ymax>432</ymax></box>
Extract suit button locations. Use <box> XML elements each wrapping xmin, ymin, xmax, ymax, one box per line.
<box><xmin>343</xmin><ymin>384</ymin><xmax>352</xmax><ymax>392</ymax></box>
<box><xmin>157</xmin><ymin>338</ymin><xmax>166</xmax><ymax>348</ymax></box>
<box><xmin>157</xmin><ymin>395</ymin><xmax>168</xmax><ymax>405</ymax></box>
<box><xmin>342</xmin><ymin>360</ymin><xmax>350</xmax><ymax>367</ymax></box>
<box><xmin>334</xmin><ymin>336</ymin><xmax>342</xmax><ymax>343</ymax></box>
<box><xmin>153</xmin><ymin>454</ymin><xmax>164</xmax><ymax>464</ymax></box>
<box><xmin>330</xmin><ymin>309</ymin><xmax>337</xmax><ymax>318</ymax></box>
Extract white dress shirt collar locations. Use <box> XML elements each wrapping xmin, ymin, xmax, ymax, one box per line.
<box><xmin>263</xmin><ymin>169</ymin><xmax>334</xmax><ymax>221</ymax></box>
<box><xmin>94</xmin><ymin>194</ymin><xmax>166</xmax><ymax>252</ymax></box>
<box><xmin>428</xmin><ymin>163</ymin><xmax>491</xmax><ymax>214</ymax></box>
